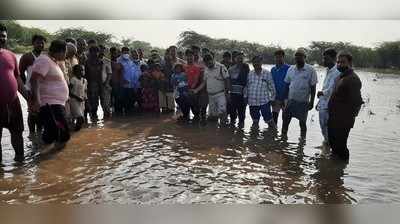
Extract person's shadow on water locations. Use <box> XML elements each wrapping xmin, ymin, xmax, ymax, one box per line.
<box><xmin>310</xmin><ymin>156</ymin><xmax>354</xmax><ymax>204</ymax></box>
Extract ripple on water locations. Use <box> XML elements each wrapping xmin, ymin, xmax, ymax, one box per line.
<box><xmin>1</xmin><ymin>69</ymin><xmax>400</xmax><ymax>203</ymax></box>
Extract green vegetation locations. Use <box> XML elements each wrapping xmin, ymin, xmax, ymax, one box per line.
<box><xmin>2</xmin><ymin>21</ymin><xmax>400</xmax><ymax>73</ymax></box>
<box><xmin>1</xmin><ymin>20</ymin><xmax>52</xmax><ymax>53</ymax></box>
<box><xmin>0</xmin><ymin>20</ymin><xmax>161</xmax><ymax>57</ymax></box>
<box><xmin>54</xmin><ymin>27</ymin><xmax>114</xmax><ymax>46</ymax></box>
<box><xmin>178</xmin><ymin>30</ymin><xmax>400</xmax><ymax>71</ymax></box>
<box><xmin>120</xmin><ymin>38</ymin><xmax>165</xmax><ymax>57</ymax></box>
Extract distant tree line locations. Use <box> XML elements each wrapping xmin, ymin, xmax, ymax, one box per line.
<box><xmin>1</xmin><ymin>20</ymin><xmax>162</xmax><ymax>57</ymax></box>
<box><xmin>2</xmin><ymin>21</ymin><xmax>400</xmax><ymax>69</ymax></box>
<box><xmin>178</xmin><ymin>30</ymin><xmax>400</xmax><ymax>69</ymax></box>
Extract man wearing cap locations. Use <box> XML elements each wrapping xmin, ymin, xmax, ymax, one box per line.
<box><xmin>282</xmin><ymin>48</ymin><xmax>318</xmax><ymax>139</ymax></box>
<box><xmin>197</xmin><ymin>54</ymin><xmax>231</xmax><ymax>124</ymax></box>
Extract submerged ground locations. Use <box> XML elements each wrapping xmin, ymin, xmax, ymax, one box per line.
<box><xmin>1</xmin><ymin>66</ymin><xmax>399</xmax><ymax>204</ymax></box>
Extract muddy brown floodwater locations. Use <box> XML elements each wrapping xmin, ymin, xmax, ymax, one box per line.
<box><xmin>1</xmin><ymin>66</ymin><xmax>400</xmax><ymax>204</ymax></box>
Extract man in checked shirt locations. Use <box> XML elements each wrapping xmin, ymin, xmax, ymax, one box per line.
<box><xmin>246</xmin><ymin>55</ymin><xmax>277</xmax><ymax>129</ymax></box>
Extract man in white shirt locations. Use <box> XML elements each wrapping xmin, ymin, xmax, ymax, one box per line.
<box><xmin>282</xmin><ymin>48</ymin><xmax>318</xmax><ymax>139</ymax></box>
<box><xmin>317</xmin><ymin>48</ymin><xmax>341</xmax><ymax>148</ymax></box>
<box><xmin>198</xmin><ymin>54</ymin><xmax>231</xmax><ymax>124</ymax></box>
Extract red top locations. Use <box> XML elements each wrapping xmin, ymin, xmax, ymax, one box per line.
<box><xmin>0</xmin><ymin>49</ymin><xmax>19</xmax><ymax>105</ymax></box>
<box><xmin>184</xmin><ymin>64</ymin><xmax>202</xmax><ymax>89</ymax></box>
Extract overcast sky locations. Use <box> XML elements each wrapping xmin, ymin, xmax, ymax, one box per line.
<box><xmin>13</xmin><ymin>0</ymin><xmax>400</xmax><ymax>19</ymax></box>
<box><xmin>18</xmin><ymin>20</ymin><xmax>400</xmax><ymax>49</ymax></box>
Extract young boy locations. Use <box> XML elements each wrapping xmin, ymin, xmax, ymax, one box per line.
<box><xmin>69</xmin><ymin>64</ymin><xmax>87</xmax><ymax>131</ymax></box>
<box><xmin>171</xmin><ymin>64</ymin><xmax>190</xmax><ymax>122</ymax></box>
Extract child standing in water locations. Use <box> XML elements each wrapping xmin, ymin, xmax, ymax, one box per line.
<box><xmin>171</xmin><ymin>64</ymin><xmax>190</xmax><ymax>122</ymax></box>
<box><xmin>69</xmin><ymin>64</ymin><xmax>87</xmax><ymax>131</ymax></box>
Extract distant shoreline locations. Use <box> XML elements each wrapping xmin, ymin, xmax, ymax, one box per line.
<box><xmin>14</xmin><ymin>52</ymin><xmax>400</xmax><ymax>76</ymax></box>
<box><xmin>313</xmin><ymin>64</ymin><xmax>400</xmax><ymax>76</ymax></box>
<box><xmin>356</xmin><ymin>67</ymin><xmax>400</xmax><ymax>75</ymax></box>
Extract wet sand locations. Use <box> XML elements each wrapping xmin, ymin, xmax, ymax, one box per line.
<box><xmin>1</xmin><ymin>66</ymin><xmax>400</xmax><ymax>204</ymax></box>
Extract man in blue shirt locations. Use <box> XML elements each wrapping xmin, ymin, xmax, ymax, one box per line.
<box><xmin>117</xmin><ymin>47</ymin><xmax>141</xmax><ymax>114</ymax></box>
<box><xmin>270</xmin><ymin>49</ymin><xmax>290</xmax><ymax>126</ymax></box>
<box><xmin>130</xmin><ymin>49</ymin><xmax>143</xmax><ymax>110</ymax></box>
<box><xmin>228</xmin><ymin>52</ymin><xmax>249</xmax><ymax>127</ymax></box>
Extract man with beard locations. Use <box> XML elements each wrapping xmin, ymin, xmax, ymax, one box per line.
<box><xmin>328</xmin><ymin>52</ymin><xmax>363</xmax><ymax>160</ymax></box>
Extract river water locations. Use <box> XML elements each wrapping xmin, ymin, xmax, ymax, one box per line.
<box><xmin>1</xmin><ymin>64</ymin><xmax>399</xmax><ymax>204</ymax></box>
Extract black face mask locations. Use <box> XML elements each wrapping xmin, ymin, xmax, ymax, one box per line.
<box><xmin>337</xmin><ymin>66</ymin><xmax>348</xmax><ymax>73</ymax></box>
<box><xmin>0</xmin><ymin>39</ymin><xmax>6</xmax><ymax>46</ymax></box>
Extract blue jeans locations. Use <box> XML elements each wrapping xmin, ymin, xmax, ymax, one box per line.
<box><xmin>319</xmin><ymin>109</ymin><xmax>329</xmax><ymax>142</ymax></box>
<box><xmin>249</xmin><ymin>103</ymin><xmax>272</xmax><ymax>123</ymax></box>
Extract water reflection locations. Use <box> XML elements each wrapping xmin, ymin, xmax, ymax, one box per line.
<box><xmin>1</xmin><ymin>68</ymin><xmax>400</xmax><ymax>204</ymax></box>
<box><xmin>310</xmin><ymin>157</ymin><xmax>354</xmax><ymax>204</ymax></box>
<box><xmin>0</xmin><ymin>115</ymin><xmax>352</xmax><ymax>203</ymax></box>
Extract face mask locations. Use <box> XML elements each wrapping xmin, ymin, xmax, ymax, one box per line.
<box><xmin>337</xmin><ymin>66</ymin><xmax>348</xmax><ymax>73</ymax></box>
<box><xmin>122</xmin><ymin>54</ymin><xmax>130</xmax><ymax>59</ymax></box>
<box><xmin>0</xmin><ymin>39</ymin><xmax>6</xmax><ymax>46</ymax></box>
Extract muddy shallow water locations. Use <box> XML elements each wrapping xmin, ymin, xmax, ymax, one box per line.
<box><xmin>1</xmin><ymin>66</ymin><xmax>400</xmax><ymax>204</ymax></box>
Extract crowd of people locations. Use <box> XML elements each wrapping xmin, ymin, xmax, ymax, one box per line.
<box><xmin>0</xmin><ymin>23</ymin><xmax>364</xmax><ymax>164</ymax></box>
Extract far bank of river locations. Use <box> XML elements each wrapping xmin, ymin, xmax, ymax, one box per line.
<box><xmin>14</xmin><ymin>54</ymin><xmax>400</xmax><ymax>75</ymax></box>
<box><xmin>356</xmin><ymin>67</ymin><xmax>400</xmax><ymax>75</ymax></box>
